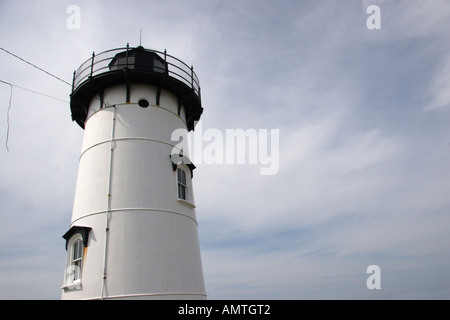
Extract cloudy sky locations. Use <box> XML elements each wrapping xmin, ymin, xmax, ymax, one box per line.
<box><xmin>1</xmin><ymin>0</ymin><xmax>449</xmax><ymax>299</ymax></box>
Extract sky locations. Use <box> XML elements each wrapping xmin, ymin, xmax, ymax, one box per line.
<box><xmin>0</xmin><ymin>0</ymin><xmax>449</xmax><ymax>299</ymax></box>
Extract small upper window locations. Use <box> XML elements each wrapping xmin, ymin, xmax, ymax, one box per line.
<box><xmin>72</xmin><ymin>238</ymin><xmax>84</xmax><ymax>282</ymax></box>
<box><xmin>177</xmin><ymin>167</ymin><xmax>187</xmax><ymax>200</ymax></box>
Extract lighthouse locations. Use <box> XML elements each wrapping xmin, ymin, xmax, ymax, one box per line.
<box><xmin>61</xmin><ymin>44</ymin><xmax>206</xmax><ymax>299</ymax></box>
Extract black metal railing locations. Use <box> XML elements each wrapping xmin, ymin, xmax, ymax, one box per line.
<box><xmin>71</xmin><ymin>44</ymin><xmax>201</xmax><ymax>100</ymax></box>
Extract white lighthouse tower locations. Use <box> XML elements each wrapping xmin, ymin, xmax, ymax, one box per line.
<box><xmin>61</xmin><ymin>44</ymin><xmax>206</xmax><ymax>299</ymax></box>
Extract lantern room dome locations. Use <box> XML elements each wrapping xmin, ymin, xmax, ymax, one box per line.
<box><xmin>108</xmin><ymin>46</ymin><xmax>167</xmax><ymax>73</ymax></box>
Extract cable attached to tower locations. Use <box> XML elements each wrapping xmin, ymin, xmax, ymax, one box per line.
<box><xmin>0</xmin><ymin>47</ymin><xmax>72</xmax><ymax>86</ymax></box>
<box><xmin>0</xmin><ymin>79</ymin><xmax>70</xmax><ymax>151</ymax></box>
<box><xmin>2</xmin><ymin>81</ymin><xmax>13</xmax><ymax>152</ymax></box>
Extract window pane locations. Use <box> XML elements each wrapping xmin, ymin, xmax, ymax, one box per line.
<box><xmin>181</xmin><ymin>185</ymin><xmax>186</xmax><ymax>200</ymax></box>
<box><xmin>178</xmin><ymin>168</ymin><xmax>186</xmax><ymax>185</ymax></box>
<box><xmin>78</xmin><ymin>240</ymin><xmax>83</xmax><ymax>258</ymax></box>
<box><xmin>73</xmin><ymin>240</ymin><xmax>80</xmax><ymax>260</ymax></box>
<box><xmin>181</xmin><ymin>170</ymin><xmax>186</xmax><ymax>185</ymax></box>
<box><xmin>177</xmin><ymin>168</ymin><xmax>188</xmax><ymax>200</ymax></box>
<box><xmin>118</xmin><ymin>57</ymin><xmax>126</xmax><ymax>67</ymax></box>
<box><xmin>178</xmin><ymin>184</ymin><xmax>186</xmax><ymax>200</ymax></box>
<box><xmin>71</xmin><ymin>239</ymin><xmax>83</xmax><ymax>281</ymax></box>
<box><xmin>154</xmin><ymin>59</ymin><xmax>165</xmax><ymax>73</ymax></box>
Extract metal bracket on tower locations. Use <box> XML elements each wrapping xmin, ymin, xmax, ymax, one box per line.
<box><xmin>124</xmin><ymin>68</ymin><xmax>131</xmax><ymax>103</ymax></box>
<box><xmin>99</xmin><ymin>90</ymin><xmax>104</xmax><ymax>109</ymax></box>
<box><xmin>156</xmin><ymin>80</ymin><xmax>163</xmax><ymax>106</ymax></box>
<box><xmin>177</xmin><ymin>97</ymin><xmax>183</xmax><ymax>116</ymax></box>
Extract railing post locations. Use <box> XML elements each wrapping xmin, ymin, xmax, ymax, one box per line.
<box><xmin>125</xmin><ymin>43</ymin><xmax>129</xmax><ymax>69</ymax></box>
<box><xmin>90</xmin><ymin>52</ymin><xmax>95</xmax><ymax>77</ymax></box>
<box><xmin>72</xmin><ymin>70</ymin><xmax>76</xmax><ymax>94</ymax></box>
<box><xmin>191</xmin><ymin>66</ymin><xmax>194</xmax><ymax>89</ymax></box>
<box><xmin>164</xmin><ymin>49</ymin><xmax>169</xmax><ymax>75</ymax></box>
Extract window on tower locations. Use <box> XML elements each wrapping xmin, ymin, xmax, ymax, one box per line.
<box><xmin>177</xmin><ymin>167</ymin><xmax>187</xmax><ymax>201</ymax></box>
<box><xmin>170</xmin><ymin>155</ymin><xmax>196</xmax><ymax>208</ymax></box>
<box><xmin>62</xmin><ymin>226</ymin><xmax>91</xmax><ymax>291</ymax></box>
<box><xmin>61</xmin><ymin>235</ymin><xmax>85</xmax><ymax>290</ymax></box>
<box><xmin>71</xmin><ymin>238</ymin><xmax>84</xmax><ymax>282</ymax></box>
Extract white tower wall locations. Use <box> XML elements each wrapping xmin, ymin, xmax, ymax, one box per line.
<box><xmin>62</xmin><ymin>84</ymin><xmax>205</xmax><ymax>299</ymax></box>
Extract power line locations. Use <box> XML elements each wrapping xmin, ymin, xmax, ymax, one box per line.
<box><xmin>0</xmin><ymin>79</ymin><xmax>68</xmax><ymax>103</ymax></box>
<box><xmin>0</xmin><ymin>79</ymin><xmax>69</xmax><ymax>152</ymax></box>
<box><xmin>0</xmin><ymin>46</ymin><xmax>72</xmax><ymax>86</ymax></box>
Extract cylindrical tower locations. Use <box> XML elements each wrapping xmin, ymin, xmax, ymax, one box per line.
<box><xmin>61</xmin><ymin>45</ymin><xmax>205</xmax><ymax>300</ymax></box>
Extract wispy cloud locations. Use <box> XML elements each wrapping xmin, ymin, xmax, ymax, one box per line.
<box><xmin>425</xmin><ymin>54</ymin><xmax>450</xmax><ymax>111</ymax></box>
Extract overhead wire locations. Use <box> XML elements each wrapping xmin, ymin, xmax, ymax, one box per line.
<box><xmin>0</xmin><ymin>46</ymin><xmax>113</xmax><ymax>106</ymax></box>
<box><xmin>0</xmin><ymin>46</ymin><xmax>113</xmax><ymax>152</ymax></box>
<box><xmin>0</xmin><ymin>79</ymin><xmax>69</xmax><ymax>103</ymax></box>
<box><xmin>0</xmin><ymin>46</ymin><xmax>72</xmax><ymax>86</ymax></box>
<box><xmin>0</xmin><ymin>79</ymin><xmax>69</xmax><ymax>152</ymax></box>
<box><xmin>0</xmin><ymin>46</ymin><xmax>72</xmax><ymax>151</ymax></box>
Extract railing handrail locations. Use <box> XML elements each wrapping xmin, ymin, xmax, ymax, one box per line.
<box><xmin>72</xmin><ymin>46</ymin><xmax>200</xmax><ymax>98</ymax></box>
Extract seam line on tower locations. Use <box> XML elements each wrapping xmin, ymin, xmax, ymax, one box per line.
<box><xmin>70</xmin><ymin>208</ymin><xmax>199</xmax><ymax>226</ymax></box>
<box><xmin>79</xmin><ymin>137</ymin><xmax>186</xmax><ymax>161</ymax></box>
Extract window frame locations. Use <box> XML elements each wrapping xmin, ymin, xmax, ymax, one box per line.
<box><xmin>174</xmin><ymin>163</ymin><xmax>195</xmax><ymax>208</ymax></box>
<box><xmin>62</xmin><ymin>226</ymin><xmax>91</xmax><ymax>290</ymax></box>
<box><xmin>177</xmin><ymin>167</ymin><xmax>188</xmax><ymax>201</ymax></box>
